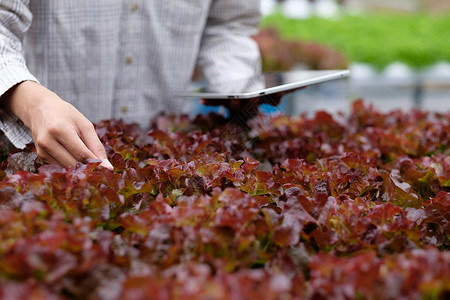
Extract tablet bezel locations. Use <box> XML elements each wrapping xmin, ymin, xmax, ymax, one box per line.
<box><xmin>180</xmin><ymin>69</ymin><xmax>350</xmax><ymax>99</ymax></box>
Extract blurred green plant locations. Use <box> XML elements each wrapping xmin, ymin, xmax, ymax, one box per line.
<box><xmin>261</xmin><ymin>12</ymin><xmax>450</xmax><ymax>70</ymax></box>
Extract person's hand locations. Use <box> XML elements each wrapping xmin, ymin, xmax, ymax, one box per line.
<box><xmin>200</xmin><ymin>85</ymin><xmax>308</xmax><ymax>122</ymax></box>
<box><xmin>200</xmin><ymin>91</ymin><xmax>285</xmax><ymax>121</ymax></box>
<box><xmin>2</xmin><ymin>81</ymin><xmax>113</xmax><ymax>169</ymax></box>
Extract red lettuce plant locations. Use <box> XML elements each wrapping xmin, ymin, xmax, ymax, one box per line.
<box><xmin>0</xmin><ymin>100</ymin><xmax>449</xmax><ymax>299</ymax></box>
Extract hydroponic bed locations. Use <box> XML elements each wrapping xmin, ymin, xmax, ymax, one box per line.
<box><xmin>0</xmin><ymin>100</ymin><xmax>449</xmax><ymax>300</ymax></box>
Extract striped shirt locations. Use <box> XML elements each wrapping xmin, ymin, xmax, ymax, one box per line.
<box><xmin>0</xmin><ymin>0</ymin><xmax>262</xmax><ymax>148</ymax></box>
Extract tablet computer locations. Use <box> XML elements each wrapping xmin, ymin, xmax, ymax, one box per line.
<box><xmin>180</xmin><ymin>69</ymin><xmax>350</xmax><ymax>99</ymax></box>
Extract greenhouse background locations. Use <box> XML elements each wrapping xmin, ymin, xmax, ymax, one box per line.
<box><xmin>256</xmin><ymin>0</ymin><xmax>450</xmax><ymax>115</ymax></box>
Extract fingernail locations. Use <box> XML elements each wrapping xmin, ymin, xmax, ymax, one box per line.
<box><xmin>102</xmin><ymin>159</ymin><xmax>114</xmax><ymax>170</ymax></box>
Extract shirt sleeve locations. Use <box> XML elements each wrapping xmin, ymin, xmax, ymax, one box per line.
<box><xmin>197</xmin><ymin>0</ymin><xmax>262</xmax><ymax>86</ymax></box>
<box><xmin>0</xmin><ymin>0</ymin><xmax>37</xmax><ymax>148</ymax></box>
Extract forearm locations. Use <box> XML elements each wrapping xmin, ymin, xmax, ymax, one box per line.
<box><xmin>0</xmin><ymin>0</ymin><xmax>40</xmax><ymax>148</ymax></box>
<box><xmin>0</xmin><ymin>0</ymin><xmax>36</xmax><ymax>97</ymax></box>
<box><xmin>197</xmin><ymin>0</ymin><xmax>262</xmax><ymax>84</ymax></box>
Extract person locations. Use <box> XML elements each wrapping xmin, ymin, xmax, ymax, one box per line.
<box><xmin>0</xmin><ymin>1</ymin><xmax>263</xmax><ymax>169</ymax></box>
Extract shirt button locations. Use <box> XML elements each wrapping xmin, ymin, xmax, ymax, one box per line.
<box><xmin>125</xmin><ymin>56</ymin><xmax>133</xmax><ymax>64</ymax></box>
<box><xmin>130</xmin><ymin>4</ymin><xmax>138</xmax><ymax>12</ymax></box>
<box><xmin>121</xmin><ymin>106</ymin><xmax>129</xmax><ymax>114</ymax></box>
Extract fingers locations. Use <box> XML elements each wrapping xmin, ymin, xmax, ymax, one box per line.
<box><xmin>34</xmin><ymin>128</ymin><xmax>97</xmax><ymax>167</ymax></box>
<box><xmin>200</xmin><ymin>98</ymin><xmax>258</xmax><ymax>109</ymax></box>
<box><xmin>201</xmin><ymin>93</ymin><xmax>284</xmax><ymax>109</ymax></box>
<box><xmin>35</xmin><ymin>135</ymin><xmax>83</xmax><ymax>167</ymax></box>
<box><xmin>200</xmin><ymin>98</ymin><xmax>230</xmax><ymax>106</ymax></box>
<box><xmin>259</xmin><ymin>92</ymin><xmax>284</xmax><ymax>106</ymax></box>
<box><xmin>37</xmin><ymin>133</ymin><xmax>113</xmax><ymax>170</ymax></box>
<box><xmin>34</xmin><ymin>117</ymin><xmax>113</xmax><ymax>170</ymax></box>
<box><xmin>78</xmin><ymin>123</ymin><xmax>114</xmax><ymax>169</ymax></box>
<box><xmin>36</xmin><ymin>149</ymin><xmax>63</xmax><ymax>166</ymax></box>
<box><xmin>200</xmin><ymin>97</ymin><xmax>261</xmax><ymax>121</ymax></box>
<box><xmin>56</xmin><ymin>123</ymin><xmax>113</xmax><ymax>170</ymax></box>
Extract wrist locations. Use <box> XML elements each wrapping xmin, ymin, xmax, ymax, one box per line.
<box><xmin>1</xmin><ymin>81</ymin><xmax>55</xmax><ymax>128</ymax></box>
